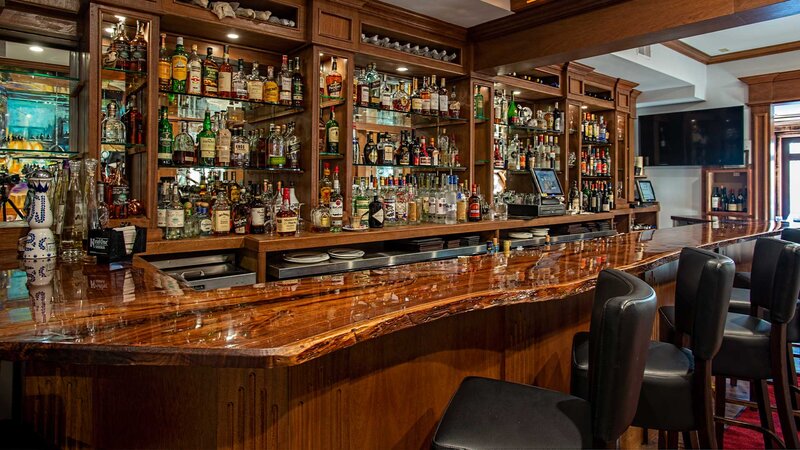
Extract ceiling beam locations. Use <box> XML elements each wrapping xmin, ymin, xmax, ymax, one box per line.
<box><xmin>472</xmin><ymin>0</ymin><xmax>800</xmax><ymax>74</ymax></box>
<box><xmin>709</xmin><ymin>39</ymin><xmax>800</xmax><ymax>63</ymax></box>
<box><xmin>662</xmin><ymin>40</ymin><xmax>712</xmax><ymax>64</ymax></box>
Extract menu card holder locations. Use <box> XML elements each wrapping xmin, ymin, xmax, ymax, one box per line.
<box><xmin>88</xmin><ymin>226</ymin><xmax>147</xmax><ymax>264</ymax></box>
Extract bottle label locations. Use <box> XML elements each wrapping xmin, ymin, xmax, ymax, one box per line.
<box><xmin>281</xmin><ymin>76</ymin><xmax>292</xmax><ymax>92</ymax></box>
<box><xmin>216</xmin><ymin>145</ymin><xmax>230</xmax><ymax>164</ymax></box>
<box><xmin>422</xmin><ymin>98</ymin><xmax>431</xmax><ymax>113</ymax></box>
<box><xmin>407</xmin><ymin>202</ymin><xmax>418</xmax><ymax>222</ymax></box>
<box><xmin>234</xmin><ymin>215</ymin><xmax>248</xmax><ymax>234</ymax></box>
<box><xmin>171</xmin><ymin>55</ymin><xmax>188</xmax><ymax>81</ymax></box>
<box><xmin>248</xmin><ymin>81</ymin><xmax>264</xmax><ymax>101</ymax></box>
<box><xmin>293</xmin><ymin>81</ymin><xmax>303</xmax><ymax>102</ymax></box>
<box><xmin>360</xmin><ymin>86</ymin><xmax>369</xmax><ymax>104</ymax></box>
<box><xmin>200</xmin><ymin>218</ymin><xmax>212</xmax><ymax>233</ymax></box>
<box><xmin>328</xmin><ymin>80</ymin><xmax>342</xmax><ymax>98</ymax></box>
<box><xmin>439</xmin><ymin>96</ymin><xmax>448</xmax><ymax>114</ymax></box>
<box><xmin>167</xmin><ymin>209</ymin><xmax>185</xmax><ymax>228</ymax></box>
<box><xmin>411</xmin><ymin>98</ymin><xmax>423</xmax><ymax>112</ymax></box>
<box><xmin>276</xmin><ymin>216</ymin><xmax>297</xmax><ymax>233</ymax></box>
<box><xmin>196</xmin><ymin>137</ymin><xmax>213</xmax><ymax>159</ymax></box>
<box><xmin>711</xmin><ymin>197</ymin><xmax>719</xmax><ymax>209</ymax></box>
<box><xmin>157</xmin><ymin>208</ymin><xmax>167</xmax><ymax>227</ymax></box>
<box><xmin>330</xmin><ymin>198</ymin><xmax>343</xmax><ymax>217</ymax></box>
<box><xmin>437</xmin><ymin>198</ymin><xmax>446</xmax><ymax>215</ymax></box>
<box><xmin>426</xmin><ymin>197</ymin><xmax>435</xmax><ymax>214</ymax></box>
<box><xmin>159</xmin><ymin>61</ymin><xmax>172</xmax><ymax>83</ymax></box>
<box><xmin>430</xmin><ymin>93</ymin><xmax>439</xmax><ymax>112</ymax></box>
<box><xmin>384</xmin><ymin>199</ymin><xmax>396</xmax><ymax>220</ymax></box>
<box><xmin>188</xmin><ymin>66</ymin><xmax>202</xmax><ymax>94</ymax></box>
<box><xmin>327</xmin><ymin>126</ymin><xmax>339</xmax><ymax>144</ymax></box>
<box><xmin>112</xmin><ymin>185</ymin><xmax>129</xmax><ymax>206</ymax></box>
<box><xmin>204</xmin><ymin>66</ymin><xmax>218</xmax><ymax>93</ymax></box>
<box><xmin>264</xmin><ymin>81</ymin><xmax>279</xmax><ymax>103</ymax></box>
<box><xmin>396</xmin><ymin>200</ymin><xmax>407</xmax><ymax>220</ymax></box>
<box><xmin>371</xmin><ymin>208</ymin><xmax>384</xmax><ymax>224</ymax></box>
<box><xmin>355</xmin><ymin>200</ymin><xmax>370</xmax><ymax>226</ymax></box>
<box><xmin>469</xmin><ymin>203</ymin><xmax>481</xmax><ymax>219</ymax></box>
<box><xmin>234</xmin><ymin>142</ymin><xmax>249</xmax><ymax>155</ymax></box>
<box><xmin>214</xmin><ymin>210</ymin><xmax>230</xmax><ymax>232</ymax></box>
<box><xmin>250</xmin><ymin>207</ymin><xmax>266</xmax><ymax>226</ymax></box>
<box><xmin>456</xmin><ymin>202</ymin><xmax>466</xmax><ymax>221</ymax></box>
<box><xmin>219</xmin><ymin>72</ymin><xmax>232</xmax><ymax>93</ymax></box>
<box><xmin>381</xmin><ymin>93</ymin><xmax>392</xmax><ymax>109</ymax></box>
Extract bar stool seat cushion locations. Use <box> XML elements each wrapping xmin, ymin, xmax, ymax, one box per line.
<box><xmin>432</xmin><ymin>376</ymin><xmax>592</xmax><ymax>450</ymax></box>
<box><xmin>734</xmin><ymin>272</ymin><xmax>751</xmax><ymax>289</ymax></box>
<box><xmin>572</xmin><ymin>332</ymin><xmax>695</xmax><ymax>431</ymax></box>
<box><xmin>727</xmin><ymin>288</ymin><xmax>753</xmax><ymax>315</ymax></box>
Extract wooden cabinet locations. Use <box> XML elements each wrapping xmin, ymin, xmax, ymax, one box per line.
<box><xmin>702</xmin><ymin>167</ymin><xmax>754</xmax><ymax>217</ymax></box>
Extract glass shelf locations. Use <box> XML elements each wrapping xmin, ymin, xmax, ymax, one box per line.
<box><xmin>158</xmin><ymin>164</ymin><xmax>303</xmax><ymax>174</ymax></box>
<box><xmin>581</xmin><ymin>174</ymin><xmax>611</xmax><ymax>179</ymax></box>
<box><xmin>0</xmin><ymin>67</ymin><xmax>77</xmax><ymax>82</ymax></box>
<box><xmin>581</xmin><ymin>140</ymin><xmax>611</xmax><ymax>146</ymax></box>
<box><xmin>101</xmin><ymin>141</ymin><xmax>146</xmax><ymax>148</ymax></box>
<box><xmin>508</xmin><ymin>125</ymin><xmax>563</xmax><ymax>135</ymax></box>
<box><xmin>0</xmin><ymin>148</ymin><xmax>76</xmax><ymax>158</ymax></box>
<box><xmin>353</xmin><ymin>163</ymin><xmax>466</xmax><ymax>171</ymax></box>
<box><xmin>320</xmin><ymin>96</ymin><xmax>346</xmax><ymax>109</ymax></box>
<box><xmin>101</xmin><ymin>67</ymin><xmax>148</xmax><ymax>77</ymax></box>
<box><xmin>354</xmin><ymin>104</ymin><xmax>467</xmax><ymax>129</ymax></box>
<box><xmin>319</xmin><ymin>152</ymin><xmax>344</xmax><ymax>159</ymax></box>
<box><xmin>159</xmin><ymin>89</ymin><xmax>304</xmax><ymax>113</ymax></box>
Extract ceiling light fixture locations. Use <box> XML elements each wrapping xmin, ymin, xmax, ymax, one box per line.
<box><xmin>396</xmin><ymin>67</ymin><xmax>409</xmax><ymax>72</ymax></box>
<box><xmin>29</xmin><ymin>46</ymin><xmax>44</xmax><ymax>53</ymax></box>
<box><xmin>513</xmin><ymin>90</ymin><xmax>521</xmax><ymax>95</ymax></box>
<box><xmin>105</xmin><ymin>27</ymin><xmax>115</xmax><ymax>34</ymax></box>
<box><xmin>114</xmin><ymin>15</ymin><xmax>126</xmax><ymax>21</ymax></box>
<box><xmin>227</xmin><ymin>33</ymin><xmax>239</xmax><ymax>39</ymax></box>
<box><xmin>581</xmin><ymin>105</ymin><xmax>588</xmax><ymax>110</ymax></box>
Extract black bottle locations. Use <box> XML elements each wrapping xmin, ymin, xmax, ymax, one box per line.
<box><xmin>368</xmin><ymin>195</ymin><xmax>384</xmax><ymax>228</ymax></box>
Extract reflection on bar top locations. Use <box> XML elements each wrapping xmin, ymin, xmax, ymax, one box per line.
<box><xmin>0</xmin><ymin>220</ymin><xmax>784</xmax><ymax>368</ymax></box>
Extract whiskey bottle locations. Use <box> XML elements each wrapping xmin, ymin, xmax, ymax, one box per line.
<box><xmin>320</xmin><ymin>162</ymin><xmax>333</xmax><ymax>204</ymax></box>
<box><xmin>233</xmin><ymin>59</ymin><xmax>248</xmax><ymax>100</ymax></box>
<box><xmin>218</xmin><ymin>46</ymin><xmax>233</xmax><ymax>98</ymax></box>
<box><xmin>101</xmin><ymin>101</ymin><xmax>126</xmax><ymax>143</ymax></box>
<box><xmin>187</xmin><ymin>44</ymin><xmax>202</xmax><ymax>95</ymax></box>
<box><xmin>202</xmin><ymin>47</ymin><xmax>219</xmax><ymax>97</ymax></box>
<box><xmin>212</xmin><ymin>190</ymin><xmax>231</xmax><ymax>235</ymax></box>
<box><xmin>285</xmin><ymin>122</ymin><xmax>300</xmax><ymax>169</ymax></box>
<box><xmin>197</xmin><ymin>110</ymin><xmax>216</xmax><ymax>166</ymax></box>
<box><xmin>367</xmin><ymin>63</ymin><xmax>381</xmax><ymax>108</ymax></box>
<box><xmin>311</xmin><ymin>196</ymin><xmax>331</xmax><ymax>233</ymax></box>
<box><xmin>393</xmin><ymin>80</ymin><xmax>410</xmax><ymax>112</ymax></box>
<box><xmin>250</xmin><ymin>184</ymin><xmax>266</xmax><ymax>234</ymax></box>
<box><xmin>130</xmin><ymin>21</ymin><xmax>147</xmax><ymax>72</ymax></box>
<box><xmin>275</xmin><ymin>188</ymin><xmax>298</xmax><ymax>236</ymax></box>
<box><xmin>172</xmin><ymin>121</ymin><xmax>196</xmax><ymax>167</ymax></box>
<box><xmin>292</xmin><ymin>56</ymin><xmax>304</xmax><ymax>107</ymax></box>
<box><xmin>410</xmin><ymin>78</ymin><xmax>422</xmax><ymax>114</ymax></box>
<box><xmin>325</xmin><ymin>107</ymin><xmax>339</xmax><ymax>154</ymax></box>
<box><xmin>113</xmin><ymin>20</ymin><xmax>130</xmax><ymax>70</ymax></box>
<box><xmin>263</xmin><ymin>65</ymin><xmax>279</xmax><ymax>103</ymax></box>
<box><xmin>438</xmin><ymin>78</ymin><xmax>449</xmax><ymax>117</ymax></box>
<box><xmin>158</xmin><ymin>33</ymin><xmax>171</xmax><ymax>90</ymax></box>
<box><xmin>363</xmin><ymin>132</ymin><xmax>377</xmax><ymax>165</ymax></box>
<box><xmin>268</xmin><ymin>124</ymin><xmax>286</xmax><ymax>167</ymax></box>
<box><xmin>279</xmin><ymin>55</ymin><xmax>292</xmax><ymax>106</ymax></box>
<box><xmin>170</xmin><ymin>37</ymin><xmax>188</xmax><ymax>92</ymax></box>
<box><xmin>356</xmin><ymin>68</ymin><xmax>369</xmax><ymax>106</ymax></box>
<box><xmin>325</xmin><ymin>57</ymin><xmax>343</xmax><ymax>99</ymax></box>
<box><xmin>448</xmin><ymin>86</ymin><xmax>461</xmax><ymax>118</ymax></box>
<box><xmin>232</xmin><ymin>126</ymin><xmax>250</xmax><ymax>168</ymax></box>
<box><xmin>380</xmin><ymin>75</ymin><xmax>392</xmax><ymax>111</ymax></box>
<box><xmin>233</xmin><ymin>189</ymin><xmax>251</xmax><ymax>235</ymax></box>
<box><xmin>157</xmin><ymin>106</ymin><xmax>173</xmax><ymax>166</ymax></box>
<box><xmin>429</xmin><ymin>75</ymin><xmax>439</xmax><ymax>116</ymax></box>
<box><xmin>247</xmin><ymin>61</ymin><xmax>264</xmax><ymax>101</ymax></box>
<box><xmin>330</xmin><ymin>167</ymin><xmax>344</xmax><ymax>232</ymax></box>
<box><xmin>157</xmin><ymin>183</ymin><xmax>169</xmax><ymax>236</ymax></box>
<box><xmin>166</xmin><ymin>184</ymin><xmax>184</xmax><ymax>240</ymax></box>
<box><xmin>420</xmin><ymin>77</ymin><xmax>431</xmax><ymax>115</ymax></box>
<box><xmin>215</xmin><ymin>113</ymin><xmax>231</xmax><ymax>167</ymax></box>
<box><xmin>122</xmin><ymin>95</ymin><xmax>144</xmax><ymax>145</ymax></box>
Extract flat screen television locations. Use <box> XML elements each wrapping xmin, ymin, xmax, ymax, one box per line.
<box><xmin>638</xmin><ymin>106</ymin><xmax>744</xmax><ymax>166</ymax></box>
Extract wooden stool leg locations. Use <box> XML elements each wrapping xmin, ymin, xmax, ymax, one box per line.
<box><xmin>786</xmin><ymin>343</ymin><xmax>800</xmax><ymax>427</ymax></box>
<box><xmin>773</xmin><ymin>335</ymin><xmax>800</xmax><ymax>449</ymax></box>
<box><xmin>666</xmin><ymin>431</ymin><xmax>678</xmax><ymax>449</ymax></box>
<box><xmin>753</xmin><ymin>379</ymin><xmax>778</xmax><ymax>449</ymax></box>
<box><xmin>657</xmin><ymin>430</ymin><xmax>667</xmax><ymax>449</ymax></box>
<box><xmin>714</xmin><ymin>376</ymin><xmax>727</xmax><ymax>448</ymax></box>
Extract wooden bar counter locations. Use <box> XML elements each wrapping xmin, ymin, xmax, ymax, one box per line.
<box><xmin>0</xmin><ymin>220</ymin><xmax>781</xmax><ymax>449</ymax></box>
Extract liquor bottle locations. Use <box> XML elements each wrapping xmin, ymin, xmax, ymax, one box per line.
<box><xmin>601</xmin><ymin>183</ymin><xmax>611</xmax><ymax>212</ymax></box>
<box><xmin>367</xmin><ymin>63</ymin><xmax>381</xmax><ymax>108</ymax></box>
<box><xmin>124</xmin><ymin>96</ymin><xmax>145</xmax><ymax>144</ymax></box>
<box><xmin>276</xmin><ymin>55</ymin><xmax>291</xmax><ymax>105</ymax></box>
<box><xmin>399</xmin><ymin>131</ymin><xmax>411</xmax><ymax>165</ymax></box>
<box><xmin>284</xmin><ymin>122</ymin><xmax>300</xmax><ymax>169</ymax></box>
<box><xmin>430</xmin><ymin>137</ymin><xmax>440</xmax><ymax>166</ymax></box>
<box><xmin>436</xmin><ymin>175</ymin><xmax>447</xmax><ymax>223</ymax></box>
<box><xmin>259</xmin><ymin>65</ymin><xmax>278</xmax><ymax>103</ymax></box>
<box><xmin>325</xmin><ymin>106</ymin><xmax>339</xmax><ymax>154</ymax></box>
<box><xmin>356</xmin><ymin>68</ymin><xmax>368</xmax><ymax>106</ymax></box>
<box><xmin>275</xmin><ymin>188</ymin><xmax>298</xmax><ymax>236</ymax></box>
<box><xmin>429</xmin><ymin>75</ymin><xmax>439</xmax><ymax>116</ymax></box>
<box><xmin>355</xmin><ymin>178</ymin><xmax>370</xmax><ymax>228</ymax></box>
<box><xmin>166</xmin><ymin>184</ymin><xmax>184</xmax><ymax>240</ymax></box>
<box><xmin>445</xmin><ymin>175</ymin><xmax>457</xmax><ymax>225</ymax></box>
<box><xmin>380</xmin><ymin>75</ymin><xmax>392</xmax><ymax>110</ymax></box>
<box><xmin>170</xmin><ymin>37</ymin><xmax>188</xmax><ymax>92</ymax></box>
<box><xmin>739</xmin><ymin>189</ymin><xmax>747</xmax><ymax>212</ymax></box>
<box><xmin>383</xmin><ymin>178</ymin><xmax>397</xmax><ymax>227</ymax></box>
<box><xmin>218</xmin><ymin>46</ymin><xmax>233</xmax><ymax>98</ymax></box>
<box><xmin>468</xmin><ymin>184</ymin><xmax>481</xmax><ymax>222</ymax></box>
<box><xmin>212</xmin><ymin>113</ymin><xmax>229</xmax><ymax>167</ymax></box>
<box><xmin>157</xmin><ymin>183</ymin><xmax>169</xmax><ymax>236</ymax></box>
<box><xmin>507</xmin><ymin>91</ymin><xmax>518</xmax><ymax>125</ymax></box>
<box><xmin>158</xmin><ymin>33</ymin><xmax>171</xmax><ymax>90</ymax></box>
<box><xmin>101</xmin><ymin>101</ymin><xmax>126</xmax><ymax>143</ymax></box>
<box><xmin>212</xmin><ymin>190</ymin><xmax>231</xmax><ymax>235</ymax></box>
<box><xmin>330</xmin><ymin>167</ymin><xmax>344</xmax><ymax>232</ymax></box>
<box><xmin>310</xmin><ymin>196</ymin><xmax>332</xmax><ymax>233</ymax></box>
<box><xmin>320</xmin><ymin>162</ymin><xmax>333</xmax><ymax>204</ymax></box>
<box><xmin>232</xmin><ymin>126</ymin><xmax>250</xmax><ymax>168</ymax></box>
<box><xmin>569</xmin><ymin>181</ymin><xmax>580</xmax><ymax>212</ymax></box>
<box><xmin>420</xmin><ymin>77</ymin><xmax>431</xmax><ymax>115</ymax></box>
<box><xmin>250</xmin><ymin>184</ymin><xmax>266</xmax><ymax>234</ymax></box>
<box><xmin>368</xmin><ymin>195</ymin><xmax>384</xmax><ymax>228</ymax></box>
<box><xmin>411</xmin><ymin>78</ymin><xmax>422</xmax><ymax>114</ymax></box>
<box><xmin>187</xmin><ymin>44</ymin><xmax>202</xmax><ymax>95</ymax></box>
<box><xmin>157</xmin><ymin>107</ymin><xmax>173</xmax><ymax>166</ymax></box>
<box><xmin>553</xmin><ymin>102</ymin><xmax>563</xmax><ymax>132</ymax></box>
<box><xmin>607</xmin><ymin>183</ymin><xmax>615</xmax><ymax>210</ymax></box>
<box><xmin>233</xmin><ymin>58</ymin><xmax>248</xmax><ymax>100</ymax></box>
<box><xmin>711</xmin><ymin>187</ymin><xmax>720</xmax><ymax>211</ymax></box>
<box><xmin>363</xmin><ymin>132</ymin><xmax>377</xmax><ymax>165</ymax></box>
<box><xmin>473</xmin><ymin>85</ymin><xmax>484</xmax><ymax>119</ymax></box>
<box><xmin>202</xmin><ymin>47</ymin><xmax>219</xmax><ymax>97</ymax></box>
<box><xmin>130</xmin><ymin>21</ymin><xmax>147</xmax><ymax>72</ymax></box>
<box><xmin>268</xmin><ymin>124</ymin><xmax>286</xmax><ymax>167</ymax></box>
<box><xmin>247</xmin><ymin>61</ymin><xmax>264</xmax><ymax>101</ymax></box>
<box><xmin>292</xmin><ymin>56</ymin><xmax>304</xmax><ymax>107</ymax></box>
<box><xmin>352</xmin><ymin>125</ymin><xmax>361</xmax><ymax>164</ymax></box>
<box><xmin>448</xmin><ymin>86</ymin><xmax>461</xmax><ymax>118</ymax></box>
<box><xmin>171</xmin><ymin>121</ymin><xmax>195</xmax><ymax>167</ymax></box>
<box><xmin>233</xmin><ymin>189</ymin><xmax>251</xmax><ymax>235</ymax></box>
<box><xmin>113</xmin><ymin>20</ymin><xmax>130</xmax><ymax>70</ymax></box>
<box><xmin>393</xmin><ymin>80</ymin><xmax>411</xmax><ymax>112</ymax></box>
<box><xmin>325</xmin><ymin>57</ymin><xmax>343</xmax><ymax>98</ymax></box>
<box><xmin>380</xmin><ymin>133</ymin><xmax>396</xmax><ymax>166</ymax></box>
<box><xmin>438</xmin><ymin>77</ymin><xmax>449</xmax><ymax>117</ymax></box>
<box><xmin>198</xmin><ymin>110</ymin><xmax>216</xmax><ymax>166</ymax></box>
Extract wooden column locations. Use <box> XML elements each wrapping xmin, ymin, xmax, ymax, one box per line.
<box><xmin>750</xmin><ymin>105</ymin><xmax>772</xmax><ymax>220</ymax></box>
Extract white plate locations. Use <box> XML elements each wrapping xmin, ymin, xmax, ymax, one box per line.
<box><xmin>284</xmin><ymin>252</ymin><xmax>331</xmax><ymax>264</ymax></box>
<box><xmin>509</xmin><ymin>232</ymin><xmax>533</xmax><ymax>239</ymax></box>
<box><xmin>328</xmin><ymin>248</ymin><xmax>365</xmax><ymax>259</ymax></box>
<box><xmin>343</xmin><ymin>225</ymin><xmax>369</xmax><ymax>232</ymax></box>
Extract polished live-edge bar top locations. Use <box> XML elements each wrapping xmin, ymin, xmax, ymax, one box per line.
<box><xmin>0</xmin><ymin>221</ymin><xmax>782</xmax><ymax>368</ymax></box>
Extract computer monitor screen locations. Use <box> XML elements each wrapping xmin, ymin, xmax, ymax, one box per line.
<box><xmin>532</xmin><ymin>169</ymin><xmax>564</xmax><ymax>196</ymax></box>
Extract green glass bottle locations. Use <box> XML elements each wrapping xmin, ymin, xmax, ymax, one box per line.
<box><xmin>157</xmin><ymin>107</ymin><xmax>173</xmax><ymax>166</ymax></box>
<box><xmin>198</xmin><ymin>110</ymin><xmax>216</xmax><ymax>167</ymax></box>
<box><xmin>170</xmin><ymin>36</ymin><xmax>188</xmax><ymax>93</ymax></box>
<box><xmin>325</xmin><ymin>106</ymin><xmax>339</xmax><ymax>154</ymax></box>
<box><xmin>507</xmin><ymin>91</ymin><xmax>518</xmax><ymax>125</ymax></box>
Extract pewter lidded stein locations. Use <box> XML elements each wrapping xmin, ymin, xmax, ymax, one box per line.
<box><xmin>23</xmin><ymin>168</ymin><xmax>56</xmax><ymax>260</ymax></box>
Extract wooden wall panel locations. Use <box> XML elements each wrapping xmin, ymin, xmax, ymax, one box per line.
<box><xmin>312</xmin><ymin>1</ymin><xmax>358</xmax><ymax>49</ymax></box>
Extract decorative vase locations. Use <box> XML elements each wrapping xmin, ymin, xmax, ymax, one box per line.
<box><xmin>23</xmin><ymin>169</ymin><xmax>56</xmax><ymax>260</ymax></box>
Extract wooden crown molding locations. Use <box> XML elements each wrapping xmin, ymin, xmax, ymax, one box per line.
<box><xmin>664</xmin><ymin>38</ymin><xmax>800</xmax><ymax>65</ymax></box>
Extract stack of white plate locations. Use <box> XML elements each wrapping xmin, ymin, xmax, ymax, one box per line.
<box><xmin>283</xmin><ymin>251</ymin><xmax>330</xmax><ymax>264</ymax></box>
<box><xmin>327</xmin><ymin>248</ymin><xmax>365</xmax><ymax>259</ymax></box>
<box><xmin>531</xmin><ymin>228</ymin><xmax>549</xmax><ymax>238</ymax></box>
<box><xmin>509</xmin><ymin>232</ymin><xmax>533</xmax><ymax>239</ymax></box>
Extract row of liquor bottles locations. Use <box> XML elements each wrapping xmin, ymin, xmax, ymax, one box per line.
<box><xmin>103</xmin><ymin>18</ymin><xmax>148</xmax><ymax>72</ymax></box>
<box><xmin>353</xmin><ymin>130</ymin><xmax>461</xmax><ymax>168</ymax></box>
<box><xmin>710</xmin><ymin>187</ymin><xmax>748</xmax><ymax>213</ymax></box>
<box><xmin>348</xmin><ymin>62</ymin><xmax>461</xmax><ymax>118</ymax></box>
<box><xmin>494</xmin><ymin>135</ymin><xmax>561</xmax><ymax>171</ymax></box>
<box><xmin>157</xmin><ymin>108</ymin><xmax>300</xmax><ymax>169</ymax></box>
<box><xmin>580</xmin><ymin>147</ymin><xmax>612</xmax><ymax>177</ymax></box>
<box><xmin>100</xmin><ymin>99</ymin><xmax>144</xmax><ymax>145</ymax></box>
<box><xmin>568</xmin><ymin>180</ymin><xmax>616</xmax><ymax>213</ymax></box>
<box><xmin>488</xmin><ymin>90</ymin><xmax>564</xmax><ymax>132</ymax></box>
<box><xmin>159</xmin><ymin>35</ymin><xmax>303</xmax><ymax>106</ymax></box>
<box><xmin>581</xmin><ymin>113</ymin><xmax>609</xmax><ymax>144</ymax></box>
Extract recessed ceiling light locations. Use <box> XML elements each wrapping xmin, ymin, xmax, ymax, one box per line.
<box><xmin>105</xmin><ymin>27</ymin><xmax>115</xmax><ymax>34</ymax></box>
<box><xmin>396</xmin><ymin>67</ymin><xmax>409</xmax><ymax>72</ymax></box>
<box><xmin>581</xmin><ymin>105</ymin><xmax>588</xmax><ymax>110</ymax></box>
<box><xmin>719</xmin><ymin>48</ymin><xmax>729</xmax><ymax>53</ymax></box>
<box><xmin>513</xmin><ymin>90</ymin><xmax>521</xmax><ymax>95</ymax></box>
<box><xmin>114</xmin><ymin>15</ymin><xmax>126</xmax><ymax>21</ymax></box>
<box><xmin>226</xmin><ymin>33</ymin><xmax>239</xmax><ymax>39</ymax></box>
<box><xmin>29</xmin><ymin>46</ymin><xmax>43</xmax><ymax>53</ymax></box>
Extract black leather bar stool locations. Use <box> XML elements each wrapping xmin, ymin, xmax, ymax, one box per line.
<box><xmin>732</xmin><ymin>228</ymin><xmax>800</xmax><ymax>289</ymax></box>
<box><xmin>572</xmin><ymin>247</ymin><xmax>734</xmax><ymax>449</ymax></box>
<box><xmin>706</xmin><ymin>237</ymin><xmax>800</xmax><ymax>449</ymax></box>
<box><xmin>431</xmin><ymin>269</ymin><xmax>656</xmax><ymax>449</ymax></box>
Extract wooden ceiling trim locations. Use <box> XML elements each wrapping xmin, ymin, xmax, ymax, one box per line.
<box><xmin>662</xmin><ymin>40</ymin><xmax>712</xmax><ymax>64</ymax></box>
<box><xmin>708</xmin><ymin>39</ymin><xmax>800</xmax><ymax>64</ymax></box>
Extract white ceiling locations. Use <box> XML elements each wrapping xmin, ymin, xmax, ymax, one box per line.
<box><xmin>2</xmin><ymin>41</ymin><xmax>70</xmax><ymax>66</ymax></box>
<box><xmin>680</xmin><ymin>13</ymin><xmax>800</xmax><ymax>56</ymax></box>
<box><xmin>378</xmin><ymin>0</ymin><xmax>513</xmax><ymax>28</ymax></box>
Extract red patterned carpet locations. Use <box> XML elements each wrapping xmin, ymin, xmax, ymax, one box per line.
<box><xmin>722</xmin><ymin>378</ymin><xmax>799</xmax><ymax>449</ymax></box>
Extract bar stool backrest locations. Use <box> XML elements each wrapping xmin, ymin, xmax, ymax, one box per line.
<box><xmin>588</xmin><ymin>269</ymin><xmax>657</xmax><ymax>444</ymax></box>
<box><xmin>673</xmin><ymin>247</ymin><xmax>735</xmax><ymax>360</ymax></box>
<box><xmin>782</xmin><ymin>228</ymin><xmax>800</xmax><ymax>244</ymax></box>
<box><xmin>751</xmin><ymin>238</ymin><xmax>800</xmax><ymax>324</ymax></box>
